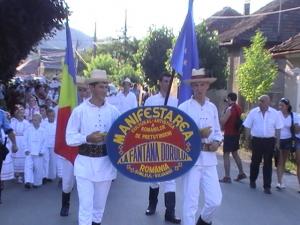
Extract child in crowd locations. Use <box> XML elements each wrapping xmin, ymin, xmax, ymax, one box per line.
<box><xmin>24</xmin><ymin>114</ymin><xmax>46</xmax><ymax>188</ymax></box>
<box><xmin>11</xmin><ymin>105</ymin><xmax>30</xmax><ymax>183</ymax></box>
<box><xmin>24</xmin><ymin>96</ymin><xmax>39</xmax><ymax>122</ymax></box>
<box><xmin>44</xmin><ymin>109</ymin><xmax>57</xmax><ymax>181</ymax></box>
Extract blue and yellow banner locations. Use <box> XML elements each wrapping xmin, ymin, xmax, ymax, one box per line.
<box><xmin>106</xmin><ymin>106</ymin><xmax>201</xmax><ymax>182</ymax></box>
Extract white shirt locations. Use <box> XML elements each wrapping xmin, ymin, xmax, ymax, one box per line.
<box><xmin>278</xmin><ymin>112</ymin><xmax>296</xmax><ymax>139</ymax></box>
<box><xmin>24</xmin><ymin>125</ymin><xmax>46</xmax><ymax>156</ymax></box>
<box><xmin>24</xmin><ymin>106</ymin><xmax>39</xmax><ymax>121</ymax></box>
<box><xmin>44</xmin><ymin>121</ymin><xmax>57</xmax><ymax>148</ymax></box>
<box><xmin>243</xmin><ymin>107</ymin><xmax>283</xmax><ymax>138</ymax></box>
<box><xmin>116</xmin><ymin>91</ymin><xmax>138</xmax><ymax>113</ymax></box>
<box><xmin>40</xmin><ymin>118</ymin><xmax>48</xmax><ymax>128</ymax></box>
<box><xmin>66</xmin><ymin>100</ymin><xmax>120</xmax><ymax>182</ymax></box>
<box><xmin>11</xmin><ymin>118</ymin><xmax>31</xmax><ymax>152</ymax></box>
<box><xmin>106</xmin><ymin>94</ymin><xmax>120</xmax><ymax>109</ymax></box>
<box><xmin>144</xmin><ymin>92</ymin><xmax>178</xmax><ymax>107</ymax></box>
<box><xmin>178</xmin><ymin>98</ymin><xmax>223</xmax><ymax>166</ymax></box>
<box><xmin>11</xmin><ymin>118</ymin><xmax>30</xmax><ymax>137</ymax></box>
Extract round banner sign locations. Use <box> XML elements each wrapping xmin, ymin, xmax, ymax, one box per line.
<box><xmin>106</xmin><ymin>106</ymin><xmax>201</xmax><ymax>182</ymax></box>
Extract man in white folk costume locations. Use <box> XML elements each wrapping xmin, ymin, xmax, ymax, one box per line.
<box><xmin>178</xmin><ymin>68</ymin><xmax>222</xmax><ymax>225</ymax></box>
<box><xmin>144</xmin><ymin>73</ymin><xmax>181</xmax><ymax>224</ymax></box>
<box><xmin>60</xmin><ymin>75</ymin><xmax>91</xmax><ymax>217</ymax></box>
<box><xmin>116</xmin><ymin>77</ymin><xmax>138</xmax><ymax>113</ymax></box>
<box><xmin>66</xmin><ymin>70</ymin><xmax>120</xmax><ymax>225</ymax></box>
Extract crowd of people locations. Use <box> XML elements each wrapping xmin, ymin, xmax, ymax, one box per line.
<box><xmin>0</xmin><ymin>68</ymin><xmax>300</xmax><ymax>225</ymax></box>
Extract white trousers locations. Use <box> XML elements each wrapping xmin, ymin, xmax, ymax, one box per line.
<box><xmin>43</xmin><ymin>148</ymin><xmax>50</xmax><ymax>178</ymax></box>
<box><xmin>76</xmin><ymin>176</ymin><xmax>112</xmax><ymax>225</ymax></box>
<box><xmin>56</xmin><ymin>156</ymin><xmax>63</xmax><ymax>178</ymax></box>
<box><xmin>182</xmin><ymin>165</ymin><xmax>222</xmax><ymax>225</ymax></box>
<box><xmin>149</xmin><ymin>179</ymin><xmax>176</xmax><ymax>193</ymax></box>
<box><xmin>62</xmin><ymin>158</ymin><xmax>75</xmax><ymax>193</ymax></box>
<box><xmin>47</xmin><ymin>148</ymin><xmax>57</xmax><ymax>180</ymax></box>
<box><xmin>24</xmin><ymin>155</ymin><xmax>44</xmax><ymax>186</ymax></box>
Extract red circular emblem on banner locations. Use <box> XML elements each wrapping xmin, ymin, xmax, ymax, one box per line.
<box><xmin>106</xmin><ymin>106</ymin><xmax>201</xmax><ymax>182</ymax></box>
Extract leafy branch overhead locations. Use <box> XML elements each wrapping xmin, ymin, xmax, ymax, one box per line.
<box><xmin>136</xmin><ymin>26</ymin><xmax>174</xmax><ymax>87</ymax></box>
<box><xmin>195</xmin><ymin>22</ymin><xmax>228</xmax><ymax>89</ymax></box>
<box><xmin>237</xmin><ymin>31</ymin><xmax>278</xmax><ymax>103</ymax></box>
<box><xmin>0</xmin><ymin>0</ymin><xmax>69</xmax><ymax>82</ymax></box>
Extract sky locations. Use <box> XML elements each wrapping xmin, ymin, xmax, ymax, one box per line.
<box><xmin>66</xmin><ymin>0</ymin><xmax>273</xmax><ymax>39</ymax></box>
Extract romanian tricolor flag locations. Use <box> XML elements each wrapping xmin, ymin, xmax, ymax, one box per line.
<box><xmin>54</xmin><ymin>20</ymin><xmax>78</xmax><ymax>163</ymax></box>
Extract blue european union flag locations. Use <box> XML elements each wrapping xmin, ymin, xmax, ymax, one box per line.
<box><xmin>171</xmin><ymin>0</ymin><xmax>200</xmax><ymax>104</ymax></box>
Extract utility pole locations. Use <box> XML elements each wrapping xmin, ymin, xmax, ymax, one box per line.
<box><xmin>277</xmin><ymin>0</ymin><xmax>282</xmax><ymax>39</ymax></box>
<box><xmin>93</xmin><ymin>22</ymin><xmax>97</xmax><ymax>58</ymax></box>
<box><xmin>75</xmin><ymin>40</ymin><xmax>79</xmax><ymax>74</ymax></box>
<box><xmin>123</xmin><ymin>9</ymin><xmax>128</xmax><ymax>62</ymax></box>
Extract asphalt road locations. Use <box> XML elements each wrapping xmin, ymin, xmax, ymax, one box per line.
<box><xmin>1</xmin><ymin>154</ymin><xmax>299</xmax><ymax>225</ymax></box>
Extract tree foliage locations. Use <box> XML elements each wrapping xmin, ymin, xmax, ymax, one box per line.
<box><xmin>97</xmin><ymin>37</ymin><xmax>140</xmax><ymax>67</ymax></box>
<box><xmin>116</xmin><ymin>64</ymin><xmax>143</xmax><ymax>85</ymax></box>
<box><xmin>0</xmin><ymin>0</ymin><xmax>69</xmax><ymax>82</ymax></box>
<box><xmin>237</xmin><ymin>31</ymin><xmax>278</xmax><ymax>103</ymax></box>
<box><xmin>78</xmin><ymin>36</ymin><xmax>141</xmax><ymax>84</ymax></box>
<box><xmin>136</xmin><ymin>26</ymin><xmax>174</xmax><ymax>86</ymax></box>
<box><xmin>83</xmin><ymin>54</ymin><xmax>118</xmax><ymax>79</ymax></box>
<box><xmin>83</xmin><ymin>54</ymin><xmax>142</xmax><ymax>85</ymax></box>
<box><xmin>195</xmin><ymin>22</ymin><xmax>228</xmax><ymax>89</ymax></box>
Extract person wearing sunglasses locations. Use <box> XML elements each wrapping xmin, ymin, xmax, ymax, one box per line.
<box><xmin>277</xmin><ymin>98</ymin><xmax>300</xmax><ymax>192</ymax></box>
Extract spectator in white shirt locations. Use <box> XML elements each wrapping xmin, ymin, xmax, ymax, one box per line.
<box><xmin>243</xmin><ymin>95</ymin><xmax>283</xmax><ymax>194</ymax></box>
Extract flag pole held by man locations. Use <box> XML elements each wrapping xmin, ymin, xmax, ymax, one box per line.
<box><xmin>170</xmin><ymin>0</ymin><xmax>200</xmax><ymax>105</ymax></box>
<box><xmin>54</xmin><ymin>19</ymin><xmax>78</xmax><ymax>164</ymax></box>
<box><xmin>170</xmin><ymin>1</ymin><xmax>222</xmax><ymax>225</ymax></box>
<box><xmin>54</xmin><ymin>19</ymin><xmax>79</xmax><ymax>217</ymax></box>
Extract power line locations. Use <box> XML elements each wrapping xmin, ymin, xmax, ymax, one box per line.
<box><xmin>210</xmin><ymin>6</ymin><xmax>300</xmax><ymax>19</ymax></box>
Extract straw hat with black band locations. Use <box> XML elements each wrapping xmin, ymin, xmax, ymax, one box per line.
<box><xmin>184</xmin><ymin>68</ymin><xmax>216</xmax><ymax>84</ymax></box>
<box><xmin>86</xmin><ymin>69</ymin><xmax>109</xmax><ymax>84</ymax></box>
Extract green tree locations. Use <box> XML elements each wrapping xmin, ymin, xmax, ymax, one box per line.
<box><xmin>237</xmin><ymin>31</ymin><xmax>278</xmax><ymax>103</ymax></box>
<box><xmin>136</xmin><ymin>26</ymin><xmax>174</xmax><ymax>86</ymax></box>
<box><xmin>83</xmin><ymin>54</ymin><xmax>142</xmax><ymax>85</ymax></box>
<box><xmin>83</xmin><ymin>54</ymin><xmax>118</xmax><ymax>81</ymax></box>
<box><xmin>0</xmin><ymin>0</ymin><xmax>69</xmax><ymax>82</ymax></box>
<box><xmin>116</xmin><ymin>63</ymin><xmax>143</xmax><ymax>85</ymax></box>
<box><xmin>195</xmin><ymin>22</ymin><xmax>228</xmax><ymax>89</ymax></box>
<box><xmin>77</xmin><ymin>37</ymin><xmax>141</xmax><ymax>81</ymax></box>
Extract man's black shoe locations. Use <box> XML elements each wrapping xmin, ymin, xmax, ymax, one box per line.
<box><xmin>145</xmin><ymin>207</ymin><xmax>156</xmax><ymax>215</ymax></box>
<box><xmin>250</xmin><ymin>181</ymin><xmax>256</xmax><ymax>189</ymax></box>
<box><xmin>264</xmin><ymin>188</ymin><xmax>272</xmax><ymax>194</ymax></box>
<box><xmin>165</xmin><ymin>214</ymin><xmax>181</xmax><ymax>224</ymax></box>
<box><xmin>42</xmin><ymin>178</ymin><xmax>47</xmax><ymax>185</ymax></box>
<box><xmin>24</xmin><ymin>183</ymin><xmax>31</xmax><ymax>189</ymax></box>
